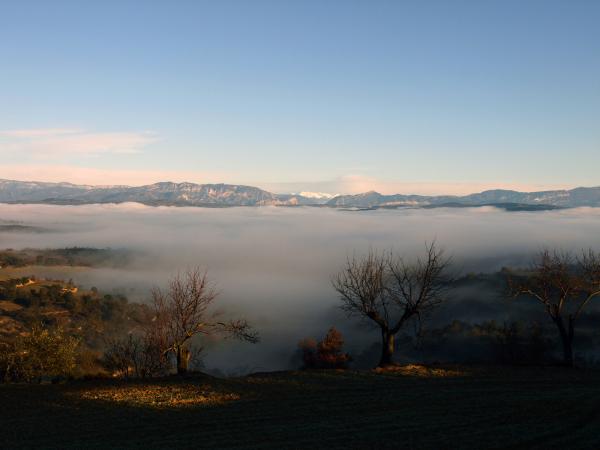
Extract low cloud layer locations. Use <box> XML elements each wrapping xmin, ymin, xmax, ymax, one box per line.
<box><xmin>2</xmin><ymin>204</ymin><xmax>600</xmax><ymax>372</ymax></box>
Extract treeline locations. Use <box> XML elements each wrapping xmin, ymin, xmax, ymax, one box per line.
<box><xmin>2</xmin><ymin>244</ymin><xmax>600</xmax><ymax>383</ymax></box>
<box><xmin>0</xmin><ymin>277</ymin><xmax>151</xmax><ymax>382</ymax></box>
<box><xmin>0</xmin><ymin>269</ymin><xmax>257</xmax><ymax>382</ymax></box>
<box><xmin>0</xmin><ymin>247</ymin><xmax>132</xmax><ymax>268</ymax></box>
<box><xmin>327</xmin><ymin>244</ymin><xmax>600</xmax><ymax>369</ymax></box>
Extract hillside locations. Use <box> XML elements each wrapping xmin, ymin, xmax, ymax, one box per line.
<box><xmin>0</xmin><ymin>247</ymin><xmax>132</xmax><ymax>268</ymax></box>
<box><xmin>2</xmin><ymin>367</ymin><xmax>600</xmax><ymax>449</ymax></box>
<box><xmin>0</xmin><ymin>275</ymin><xmax>150</xmax><ymax>364</ymax></box>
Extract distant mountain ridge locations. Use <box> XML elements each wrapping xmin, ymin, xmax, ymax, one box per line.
<box><xmin>0</xmin><ymin>179</ymin><xmax>599</xmax><ymax>208</ymax></box>
<box><xmin>326</xmin><ymin>187</ymin><xmax>600</xmax><ymax>208</ymax></box>
<box><xmin>0</xmin><ymin>179</ymin><xmax>315</xmax><ymax>207</ymax></box>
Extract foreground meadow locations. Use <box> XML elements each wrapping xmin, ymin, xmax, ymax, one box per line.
<box><xmin>2</xmin><ymin>366</ymin><xmax>600</xmax><ymax>449</ymax></box>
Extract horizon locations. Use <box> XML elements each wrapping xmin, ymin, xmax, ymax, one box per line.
<box><xmin>1</xmin><ymin>176</ymin><xmax>598</xmax><ymax>197</ymax></box>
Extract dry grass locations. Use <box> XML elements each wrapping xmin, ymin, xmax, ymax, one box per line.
<box><xmin>74</xmin><ymin>382</ymin><xmax>241</xmax><ymax>408</ymax></box>
<box><xmin>373</xmin><ymin>363</ymin><xmax>468</xmax><ymax>377</ymax></box>
<box><xmin>0</xmin><ymin>300</ymin><xmax>23</xmax><ymax>312</ymax></box>
<box><xmin>0</xmin><ymin>315</ymin><xmax>26</xmax><ymax>337</ymax></box>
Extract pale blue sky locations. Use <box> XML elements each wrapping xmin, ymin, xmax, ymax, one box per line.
<box><xmin>1</xmin><ymin>0</ymin><xmax>599</xmax><ymax>194</ymax></box>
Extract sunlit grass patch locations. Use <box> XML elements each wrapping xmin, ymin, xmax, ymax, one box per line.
<box><xmin>5</xmin><ymin>367</ymin><xmax>600</xmax><ymax>449</ymax></box>
<box><xmin>373</xmin><ymin>364</ymin><xmax>468</xmax><ymax>377</ymax></box>
<box><xmin>75</xmin><ymin>383</ymin><xmax>240</xmax><ymax>408</ymax></box>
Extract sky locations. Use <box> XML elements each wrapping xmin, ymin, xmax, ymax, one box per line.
<box><xmin>1</xmin><ymin>0</ymin><xmax>599</xmax><ymax>195</ymax></box>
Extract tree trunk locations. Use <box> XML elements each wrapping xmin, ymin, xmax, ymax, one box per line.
<box><xmin>378</xmin><ymin>330</ymin><xmax>395</xmax><ymax>367</ymax></box>
<box><xmin>554</xmin><ymin>316</ymin><xmax>574</xmax><ymax>367</ymax></box>
<box><xmin>176</xmin><ymin>346</ymin><xmax>190</xmax><ymax>374</ymax></box>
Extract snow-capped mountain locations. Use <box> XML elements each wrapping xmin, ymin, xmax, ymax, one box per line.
<box><xmin>293</xmin><ymin>192</ymin><xmax>338</xmax><ymax>202</ymax></box>
<box><xmin>1</xmin><ymin>179</ymin><xmax>600</xmax><ymax>208</ymax></box>
<box><xmin>296</xmin><ymin>192</ymin><xmax>336</xmax><ymax>199</ymax></box>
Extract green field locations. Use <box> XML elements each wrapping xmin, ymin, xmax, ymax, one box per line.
<box><xmin>2</xmin><ymin>366</ymin><xmax>600</xmax><ymax>449</ymax></box>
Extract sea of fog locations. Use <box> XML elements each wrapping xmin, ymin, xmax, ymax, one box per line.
<box><xmin>2</xmin><ymin>203</ymin><xmax>600</xmax><ymax>372</ymax></box>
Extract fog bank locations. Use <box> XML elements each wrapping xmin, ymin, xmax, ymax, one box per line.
<box><xmin>2</xmin><ymin>203</ymin><xmax>600</xmax><ymax>372</ymax></box>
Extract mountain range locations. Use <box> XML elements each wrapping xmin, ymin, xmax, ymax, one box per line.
<box><xmin>0</xmin><ymin>179</ymin><xmax>314</xmax><ymax>207</ymax></box>
<box><xmin>326</xmin><ymin>187</ymin><xmax>600</xmax><ymax>209</ymax></box>
<box><xmin>0</xmin><ymin>179</ymin><xmax>599</xmax><ymax>209</ymax></box>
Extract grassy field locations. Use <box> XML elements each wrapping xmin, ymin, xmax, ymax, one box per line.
<box><xmin>2</xmin><ymin>365</ymin><xmax>600</xmax><ymax>449</ymax></box>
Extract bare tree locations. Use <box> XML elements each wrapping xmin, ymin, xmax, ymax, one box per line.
<box><xmin>103</xmin><ymin>335</ymin><xmax>139</xmax><ymax>379</ymax></box>
<box><xmin>103</xmin><ymin>333</ymin><xmax>169</xmax><ymax>379</ymax></box>
<box><xmin>580</xmin><ymin>249</ymin><xmax>600</xmax><ymax>312</ymax></box>
<box><xmin>508</xmin><ymin>249</ymin><xmax>600</xmax><ymax>367</ymax></box>
<box><xmin>333</xmin><ymin>243</ymin><xmax>450</xmax><ymax>367</ymax></box>
<box><xmin>150</xmin><ymin>268</ymin><xmax>259</xmax><ymax>374</ymax></box>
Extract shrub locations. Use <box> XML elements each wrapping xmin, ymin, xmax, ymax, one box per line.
<box><xmin>102</xmin><ymin>334</ymin><xmax>169</xmax><ymax>379</ymax></box>
<box><xmin>299</xmin><ymin>327</ymin><xmax>351</xmax><ymax>369</ymax></box>
<box><xmin>0</xmin><ymin>325</ymin><xmax>80</xmax><ymax>383</ymax></box>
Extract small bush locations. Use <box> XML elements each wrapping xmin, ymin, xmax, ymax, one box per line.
<box><xmin>102</xmin><ymin>334</ymin><xmax>169</xmax><ymax>379</ymax></box>
<box><xmin>299</xmin><ymin>327</ymin><xmax>351</xmax><ymax>369</ymax></box>
<box><xmin>0</xmin><ymin>325</ymin><xmax>80</xmax><ymax>383</ymax></box>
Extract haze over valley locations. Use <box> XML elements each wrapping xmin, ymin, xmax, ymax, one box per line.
<box><xmin>3</xmin><ymin>202</ymin><xmax>600</xmax><ymax>372</ymax></box>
